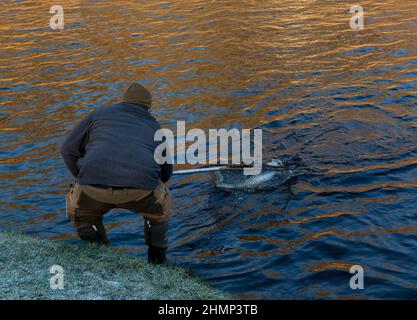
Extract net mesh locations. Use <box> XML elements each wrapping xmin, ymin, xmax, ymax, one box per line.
<box><xmin>214</xmin><ymin>167</ymin><xmax>293</xmax><ymax>192</ymax></box>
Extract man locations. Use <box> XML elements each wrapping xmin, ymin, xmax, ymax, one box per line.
<box><xmin>61</xmin><ymin>82</ymin><xmax>173</xmax><ymax>264</ymax></box>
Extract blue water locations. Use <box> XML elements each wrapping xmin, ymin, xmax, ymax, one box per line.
<box><xmin>1</xmin><ymin>0</ymin><xmax>417</xmax><ymax>299</ymax></box>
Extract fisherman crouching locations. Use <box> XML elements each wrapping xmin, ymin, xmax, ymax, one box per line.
<box><xmin>60</xmin><ymin>82</ymin><xmax>173</xmax><ymax>264</ymax></box>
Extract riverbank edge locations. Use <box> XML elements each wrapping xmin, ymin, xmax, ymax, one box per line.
<box><xmin>0</xmin><ymin>231</ymin><xmax>232</xmax><ymax>300</ymax></box>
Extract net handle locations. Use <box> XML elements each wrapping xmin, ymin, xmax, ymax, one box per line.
<box><xmin>173</xmin><ymin>164</ymin><xmax>253</xmax><ymax>175</ymax></box>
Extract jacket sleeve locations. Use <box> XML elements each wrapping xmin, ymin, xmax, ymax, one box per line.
<box><xmin>60</xmin><ymin>112</ymin><xmax>94</xmax><ymax>178</ymax></box>
<box><xmin>159</xmin><ymin>141</ymin><xmax>173</xmax><ymax>183</ymax></box>
<box><xmin>160</xmin><ymin>163</ymin><xmax>173</xmax><ymax>183</ymax></box>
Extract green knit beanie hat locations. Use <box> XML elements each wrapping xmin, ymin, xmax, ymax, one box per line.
<box><xmin>122</xmin><ymin>82</ymin><xmax>152</xmax><ymax>107</ymax></box>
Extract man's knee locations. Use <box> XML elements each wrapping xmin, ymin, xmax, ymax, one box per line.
<box><xmin>147</xmin><ymin>183</ymin><xmax>172</xmax><ymax>220</ymax></box>
<box><xmin>66</xmin><ymin>183</ymin><xmax>111</xmax><ymax>244</ymax></box>
<box><xmin>76</xmin><ymin>222</ymin><xmax>109</xmax><ymax>245</ymax></box>
<box><xmin>126</xmin><ymin>182</ymin><xmax>172</xmax><ymax>220</ymax></box>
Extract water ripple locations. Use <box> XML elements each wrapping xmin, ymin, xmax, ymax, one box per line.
<box><xmin>1</xmin><ymin>0</ymin><xmax>417</xmax><ymax>299</ymax></box>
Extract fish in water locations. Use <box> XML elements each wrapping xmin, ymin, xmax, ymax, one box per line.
<box><xmin>214</xmin><ymin>168</ymin><xmax>293</xmax><ymax>192</ymax></box>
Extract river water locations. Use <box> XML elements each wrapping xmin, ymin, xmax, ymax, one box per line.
<box><xmin>1</xmin><ymin>0</ymin><xmax>417</xmax><ymax>299</ymax></box>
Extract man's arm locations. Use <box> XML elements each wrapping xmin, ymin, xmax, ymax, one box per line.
<box><xmin>60</xmin><ymin>112</ymin><xmax>94</xmax><ymax>178</ymax></box>
<box><xmin>159</xmin><ymin>141</ymin><xmax>173</xmax><ymax>183</ymax></box>
<box><xmin>160</xmin><ymin>163</ymin><xmax>173</xmax><ymax>183</ymax></box>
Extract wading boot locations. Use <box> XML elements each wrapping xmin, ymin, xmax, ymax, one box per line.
<box><xmin>148</xmin><ymin>245</ymin><xmax>167</xmax><ymax>264</ymax></box>
<box><xmin>144</xmin><ymin>219</ymin><xmax>175</xmax><ymax>265</ymax></box>
<box><xmin>148</xmin><ymin>245</ymin><xmax>176</xmax><ymax>265</ymax></box>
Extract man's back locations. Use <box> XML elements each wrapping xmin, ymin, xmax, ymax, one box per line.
<box><xmin>61</xmin><ymin>82</ymin><xmax>173</xmax><ymax>264</ymax></box>
<box><xmin>61</xmin><ymin>102</ymin><xmax>162</xmax><ymax>189</ymax></box>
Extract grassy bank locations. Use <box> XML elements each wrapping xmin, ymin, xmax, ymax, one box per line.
<box><xmin>0</xmin><ymin>232</ymin><xmax>231</xmax><ymax>300</ymax></box>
